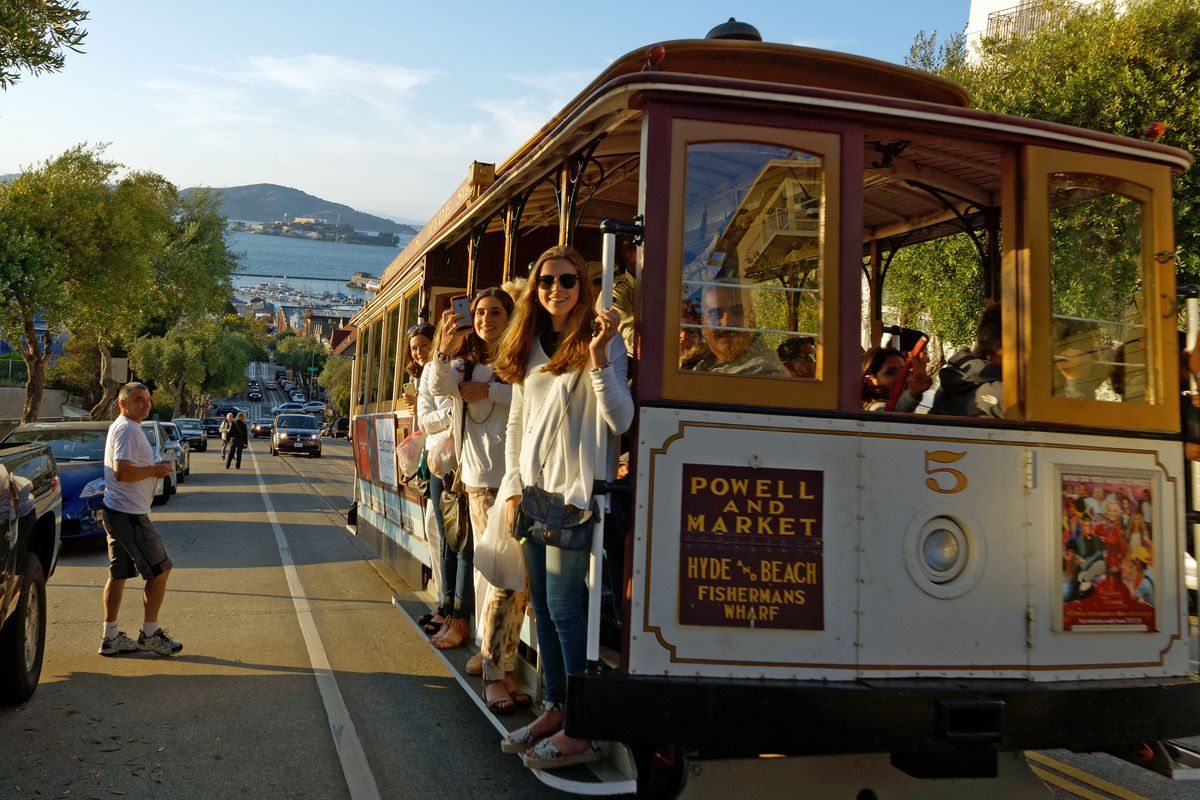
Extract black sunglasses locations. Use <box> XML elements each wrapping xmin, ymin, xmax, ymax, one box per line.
<box><xmin>536</xmin><ymin>273</ymin><xmax>579</xmax><ymax>290</ymax></box>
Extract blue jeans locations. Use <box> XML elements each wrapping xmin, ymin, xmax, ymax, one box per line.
<box><xmin>430</xmin><ymin>475</ymin><xmax>456</xmax><ymax>612</ymax></box>
<box><xmin>522</xmin><ymin>539</ymin><xmax>588</xmax><ymax>705</ymax></box>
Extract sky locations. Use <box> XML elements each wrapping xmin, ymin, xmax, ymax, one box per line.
<box><xmin>0</xmin><ymin>1</ymin><xmax>971</xmax><ymax>224</ymax></box>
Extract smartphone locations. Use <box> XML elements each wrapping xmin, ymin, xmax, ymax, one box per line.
<box><xmin>403</xmin><ymin>381</ymin><xmax>418</xmax><ymax>400</ymax></box>
<box><xmin>450</xmin><ymin>295</ymin><xmax>471</xmax><ymax>329</ymax></box>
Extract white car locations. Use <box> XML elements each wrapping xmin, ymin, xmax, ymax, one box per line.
<box><xmin>139</xmin><ymin>421</ymin><xmax>178</xmax><ymax>505</ymax></box>
<box><xmin>291</xmin><ymin>392</ymin><xmax>306</xmax><ymax>403</ymax></box>
<box><xmin>303</xmin><ymin>401</ymin><xmax>326</xmax><ymax>415</ymax></box>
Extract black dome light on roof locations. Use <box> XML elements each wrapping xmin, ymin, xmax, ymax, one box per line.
<box><xmin>705</xmin><ymin>18</ymin><xmax>762</xmax><ymax>42</ymax></box>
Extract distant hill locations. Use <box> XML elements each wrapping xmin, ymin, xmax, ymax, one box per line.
<box><xmin>182</xmin><ymin>183</ymin><xmax>420</xmax><ymax>235</ymax></box>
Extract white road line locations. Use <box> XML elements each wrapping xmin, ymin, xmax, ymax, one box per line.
<box><xmin>250</xmin><ymin>447</ymin><xmax>382</xmax><ymax>800</ymax></box>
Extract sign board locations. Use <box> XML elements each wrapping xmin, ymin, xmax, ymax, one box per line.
<box><xmin>677</xmin><ymin>464</ymin><xmax>824</xmax><ymax>630</ymax></box>
<box><xmin>375</xmin><ymin>418</ymin><xmax>396</xmax><ymax>486</ymax></box>
<box><xmin>110</xmin><ymin>357</ymin><xmax>129</xmax><ymax>384</ymax></box>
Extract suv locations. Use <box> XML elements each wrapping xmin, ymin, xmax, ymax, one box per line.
<box><xmin>159</xmin><ymin>422</ymin><xmax>190</xmax><ymax>484</ymax></box>
<box><xmin>272</xmin><ymin>402</ymin><xmax>305</xmax><ymax>415</ymax></box>
<box><xmin>173</xmin><ymin>417</ymin><xmax>207</xmax><ymax>452</ymax></box>
<box><xmin>271</xmin><ymin>414</ymin><xmax>322</xmax><ymax>458</ymax></box>
<box><xmin>0</xmin><ymin>441</ymin><xmax>62</xmax><ymax>704</ymax></box>
<box><xmin>139</xmin><ymin>421</ymin><xmax>177</xmax><ymax>505</ymax></box>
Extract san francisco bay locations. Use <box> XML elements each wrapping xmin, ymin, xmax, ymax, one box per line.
<box><xmin>230</xmin><ymin>230</ymin><xmax>413</xmax><ymax>300</ymax></box>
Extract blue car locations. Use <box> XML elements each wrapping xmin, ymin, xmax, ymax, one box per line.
<box><xmin>2</xmin><ymin>421</ymin><xmax>111</xmax><ymax>541</ymax></box>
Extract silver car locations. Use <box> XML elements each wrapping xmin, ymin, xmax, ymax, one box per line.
<box><xmin>139</xmin><ymin>421</ymin><xmax>178</xmax><ymax>505</ymax></box>
<box><xmin>159</xmin><ymin>422</ymin><xmax>190</xmax><ymax>484</ymax></box>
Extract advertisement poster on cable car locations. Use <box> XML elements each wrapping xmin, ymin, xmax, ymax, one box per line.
<box><xmin>677</xmin><ymin>464</ymin><xmax>824</xmax><ymax>630</ymax></box>
<box><xmin>1060</xmin><ymin>472</ymin><xmax>1155</xmax><ymax>631</ymax></box>
<box><xmin>375</xmin><ymin>418</ymin><xmax>396</xmax><ymax>487</ymax></box>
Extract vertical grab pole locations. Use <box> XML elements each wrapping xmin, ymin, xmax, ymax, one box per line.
<box><xmin>587</xmin><ymin>227</ymin><xmax>617</xmax><ymax>665</ymax></box>
<box><xmin>1188</xmin><ymin>289</ymin><xmax>1199</xmax><ymax>559</ymax></box>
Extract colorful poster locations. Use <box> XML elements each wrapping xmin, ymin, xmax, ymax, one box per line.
<box><xmin>1060</xmin><ymin>472</ymin><xmax>1155</xmax><ymax>631</ymax></box>
<box><xmin>678</xmin><ymin>464</ymin><xmax>824</xmax><ymax>630</ymax></box>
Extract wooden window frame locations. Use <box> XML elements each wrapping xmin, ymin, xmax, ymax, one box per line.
<box><xmin>659</xmin><ymin>118</ymin><xmax>843</xmax><ymax>409</ymax></box>
<box><xmin>1022</xmin><ymin>146</ymin><xmax>1177</xmax><ymax>431</ymax></box>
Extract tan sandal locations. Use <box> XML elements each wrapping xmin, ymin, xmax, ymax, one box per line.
<box><xmin>432</xmin><ymin>618</ymin><xmax>468</xmax><ymax>650</ymax></box>
<box><xmin>484</xmin><ymin>680</ymin><xmax>515</xmax><ymax>716</ymax></box>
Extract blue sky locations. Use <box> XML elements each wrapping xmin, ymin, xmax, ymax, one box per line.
<box><xmin>0</xmin><ymin>1</ymin><xmax>969</xmax><ymax>223</ymax></box>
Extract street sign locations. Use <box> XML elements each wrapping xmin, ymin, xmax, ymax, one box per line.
<box><xmin>307</xmin><ymin>367</ymin><xmax>319</xmax><ymax>372</ymax></box>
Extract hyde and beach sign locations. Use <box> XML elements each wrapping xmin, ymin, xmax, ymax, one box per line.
<box><xmin>678</xmin><ymin>464</ymin><xmax>824</xmax><ymax>630</ymax></box>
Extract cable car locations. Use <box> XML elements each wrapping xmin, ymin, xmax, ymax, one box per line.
<box><xmin>348</xmin><ymin>19</ymin><xmax>1200</xmax><ymax>798</ymax></box>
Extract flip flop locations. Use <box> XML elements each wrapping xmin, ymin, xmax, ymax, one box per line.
<box><xmin>521</xmin><ymin>738</ymin><xmax>602</xmax><ymax>770</ymax></box>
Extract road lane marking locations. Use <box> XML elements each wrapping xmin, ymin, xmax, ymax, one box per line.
<box><xmin>1029</xmin><ymin>765</ymin><xmax>1114</xmax><ymax>800</ymax></box>
<box><xmin>1027</xmin><ymin>751</ymin><xmax>1148</xmax><ymax>800</ymax></box>
<box><xmin>250</xmin><ymin>447</ymin><xmax>382</xmax><ymax>800</ymax></box>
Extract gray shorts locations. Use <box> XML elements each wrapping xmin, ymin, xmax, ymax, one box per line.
<box><xmin>102</xmin><ymin>507</ymin><xmax>172</xmax><ymax>580</ymax></box>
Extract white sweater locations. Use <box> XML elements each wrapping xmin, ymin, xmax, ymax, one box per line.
<box><xmin>427</xmin><ymin>356</ymin><xmax>512</xmax><ymax>489</ymax></box>
<box><xmin>416</xmin><ymin>365</ymin><xmax>454</xmax><ymax>447</ymax></box>
<box><xmin>499</xmin><ymin>338</ymin><xmax>634</xmax><ymax>510</ymax></box>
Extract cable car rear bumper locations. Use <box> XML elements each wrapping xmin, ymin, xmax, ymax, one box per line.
<box><xmin>566</xmin><ymin>671</ymin><xmax>1200</xmax><ymax>757</ymax></box>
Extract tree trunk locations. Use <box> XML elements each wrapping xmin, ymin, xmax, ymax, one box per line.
<box><xmin>90</xmin><ymin>340</ymin><xmax>119</xmax><ymax>420</ymax></box>
<box><xmin>18</xmin><ymin>309</ymin><xmax>50</xmax><ymax>423</ymax></box>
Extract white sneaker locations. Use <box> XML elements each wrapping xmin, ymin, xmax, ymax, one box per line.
<box><xmin>98</xmin><ymin>631</ymin><xmax>138</xmax><ymax>656</ymax></box>
<box><xmin>137</xmin><ymin>629</ymin><xmax>183</xmax><ymax>656</ymax></box>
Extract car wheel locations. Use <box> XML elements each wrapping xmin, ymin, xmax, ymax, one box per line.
<box><xmin>271</xmin><ymin>447</ymin><xmax>278</xmax><ymax>456</ymax></box>
<box><xmin>0</xmin><ymin>554</ymin><xmax>47</xmax><ymax>705</ymax></box>
<box><xmin>313</xmin><ymin>451</ymin><xmax>322</xmax><ymax>458</ymax></box>
<box><xmin>177</xmin><ymin>469</ymin><xmax>186</xmax><ymax>484</ymax></box>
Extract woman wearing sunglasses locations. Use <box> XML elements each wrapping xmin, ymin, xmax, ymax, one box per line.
<box><xmin>492</xmin><ymin>245</ymin><xmax>633</xmax><ymax>769</ymax></box>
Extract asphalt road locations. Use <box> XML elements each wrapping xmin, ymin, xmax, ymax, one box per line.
<box><xmin>0</xmin><ymin>436</ymin><xmax>567</xmax><ymax>799</ymax></box>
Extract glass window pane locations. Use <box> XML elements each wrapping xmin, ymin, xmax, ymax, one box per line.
<box><xmin>382</xmin><ymin>307</ymin><xmax>400</xmax><ymax>400</ymax></box>
<box><xmin>680</xmin><ymin>142</ymin><xmax>824</xmax><ymax>379</ymax></box>
<box><xmin>1048</xmin><ymin>174</ymin><xmax>1146</xmax><ymax>403</ymax></box>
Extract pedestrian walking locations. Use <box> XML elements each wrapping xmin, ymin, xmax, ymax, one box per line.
<box><xmin>225</xmin><ymin>411</ymin><xmax>249</xmax><ymax>469</ymax></box>
<box><xmin>98</xmin><ymin>382</ymin><xmax>184</xmax><ymax>657</ymax></box>
<box><xmin>219</xmin><ymin>411</ymin><xmax>234</xmax><ymax>459</ymax></box>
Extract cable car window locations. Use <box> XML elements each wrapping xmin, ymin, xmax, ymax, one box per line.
<box><xmin>1048</xmin><ymin>174</ymin><xmax>1147</xmax><ymax>404</ymax></box>
<box><xmin>680</xmin><ymin>142</ymin><xmax>824</xmax><ymax>379</ymax></box>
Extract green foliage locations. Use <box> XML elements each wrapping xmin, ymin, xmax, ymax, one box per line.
<box><xmin>130</xmin><ymin>318</ymin><xmax>251</xmax><ymax>415</ymax></box>
<box><xmin>46</xmin><ymin>331</ymin><xmax>100</xmax><ymax>404</ymax></box>
<box><xmin>884</xmin><ymin>233</ymin><xmax>987</xmax><ymax>354</ymax></box>
<box><xmin>221</xmin><ymin>313</ymin><xmax>270</xmax><ymax>361</ymax></box>
<box><xmin>0</xmin><ymin>0</ymin><xmax>88</xmax><ymax>90</ymax></box>
<box><xmin>320</xmin><ymin>354</ymin><xmax>353</xmax><ymax>416</ymax></box>
<box><xmin>274</xmin><ymin>335</ymin><xmax>327</xmax><ymax>375</ymax></box>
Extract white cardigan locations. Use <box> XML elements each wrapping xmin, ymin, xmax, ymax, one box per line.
<box><xmin>427</xmin><ymin>356</ymin><xmax>512</xmax><ymax>489</ymax></box>
<box><xmin>416</xmin><ymin>365</ymin><xmax>454</xmax><ymax>448</ymax></box>
<box><xmin>499</xmin><ymin>338</ymin><xmax>634</xmax><ymax>510</ymax></box>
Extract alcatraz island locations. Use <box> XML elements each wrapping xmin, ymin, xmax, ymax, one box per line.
<box><xmin>230</xmin><ymin>217</ymin><xmax>399</xmax><ymax>246</ymax></box>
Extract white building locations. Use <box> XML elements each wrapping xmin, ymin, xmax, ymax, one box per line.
<box><xmin>965</xmin><ymin>0</ymin><xmax>1105</xmax><ymax>57</ymax></box>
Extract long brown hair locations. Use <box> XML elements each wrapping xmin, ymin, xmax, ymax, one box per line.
<box><xmin>435</xmin><ymin>286</ymin><xmax>516</xmax><ymax>365</ymax></box>
<box><xmin>494</xmin><ymin>245</ymin><xmax>595</xmax><ymax>383</ymax></box>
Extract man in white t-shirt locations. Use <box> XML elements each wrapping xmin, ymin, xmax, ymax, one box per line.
<box><xmin>97</xmin><ymin>382</ymin><xmax>183</xmax><ymax>657</ymax></box>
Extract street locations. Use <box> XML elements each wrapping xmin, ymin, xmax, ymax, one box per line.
<box><xmin>0</xmin><ymin>436</ymin><xmax>564</xmax><ymax>799</ymax></box>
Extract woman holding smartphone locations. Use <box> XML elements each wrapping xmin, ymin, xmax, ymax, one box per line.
<box><xmin>493</xmin><ymin>245</ymin><xmax>633</xmax><ymax>769</ymax></box>
<box><xmin>427</xmin><ymin>288</ymin><xmax>517</xmax><ymax>656</ymax></box>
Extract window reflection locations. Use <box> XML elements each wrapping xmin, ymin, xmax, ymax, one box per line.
<box><xmin>680</xmin><ymin>142</ymin><xmax>824</xmax><ymax>379</ymax></box>
<box><xmin>1048</xmin><ymin>174</ymin><xmax>1148</xmax><ymax>404</ymax></box>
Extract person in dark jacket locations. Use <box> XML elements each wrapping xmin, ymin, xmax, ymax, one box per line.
<box><xmin>225</xmin><ymin>412</ymin><xmax>249</xmax><ymax>469</ymax></box>
<box><xmin>930</xmin><ymin>303</ymin><xmax>1003</xmax><ymax>418</ymax></box>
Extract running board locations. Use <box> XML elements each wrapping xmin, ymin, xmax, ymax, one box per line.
<box><xmin>392</xmin><ymin>597</ymin><xmax>637</xmax><ymax>796</ymax></box>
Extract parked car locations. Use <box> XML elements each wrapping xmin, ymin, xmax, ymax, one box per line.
<box><xmin>203</xmin><ymin>417</ymin><xmax>223</xmax><ymax>437</ymax></box>
<box><xmin>321</xmin><ymin>417</ymin><xmax>349</xmax><ymax>438</ymax></box>
<box><xmin>272</xmin><ymin>402</ymin><xmax>305</xmax><ymax>415</ymax></box>
<box><xmin>251</xmin><ymin>418</ymin><xmax>274</xmax><ymax>438</ymax></box>
<box><xmin>159</xmin><ymin>422</ymin><xmax>190</xmax><ymax>483</ymax></box>
<box><xmin>173</xmin><ymin>417</ymin><xmax>207</xmax><ymax>452</ymax></box>
<box><xmin>291</xmin><ymin>392</ymin><xmax>306</xmax><ymax>403</ymax></box>
<box><xmin>271</xmin><ymin>414</ymin><xmax>322</xmax><ymax>458</ymax></box>
<box><xmin>138</xmin><ymin>421</ymin><xmax>177</xmax><ymax>505</ymax></box>
<box><xmin>0</xmin><ymin>441</ymin><xmax>61</xmax><ymax>705</ymax></box>
<box><xmin>2</xmin><ymin>422</ymin><xmax>109</xmax><ymax>542</ymax></box>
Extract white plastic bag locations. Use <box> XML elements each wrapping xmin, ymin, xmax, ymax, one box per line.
<box><xmin>475</xmin><ymin>502</ymin><xmax>525</xmax><ymax>591</ymax></box>
<box><xmin>397</xmin><ymin>430</ymin><xmax>425</xmax><ymax>477</ymax></box>
<box><xmin>427</xmin><ymin>432</ymin><xmax>457</xmax><ymax>479</ymax></box>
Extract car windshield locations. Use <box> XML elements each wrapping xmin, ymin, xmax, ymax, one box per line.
<box><xmin>255</xmin><ymin>419</ymin><xmax>273</xmax><ymax>426</ymax></box>
<box><xmin>278</xmin><ymin>415</ymin><xmax>317</xmax><ymax>430</ymax></box>
<box><xmin>175</xmin><ymin>420</ymin><xmax>202</xmax><ymax>434</ymax></box>
<box><xmin>5</xmin><ymin>429</ymin><xmax>106</xmax><ymax>461</ymax></box>
<box><xmin>140</xmin><ymin>424</ymin><xmax>159</xmax><ymax>447</ymax></box>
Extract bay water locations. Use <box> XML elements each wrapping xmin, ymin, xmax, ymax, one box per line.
<box><xmin>230</xmin><ymin>230</ymin><xmax>413</xmax><ymax>300</ymax></box>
